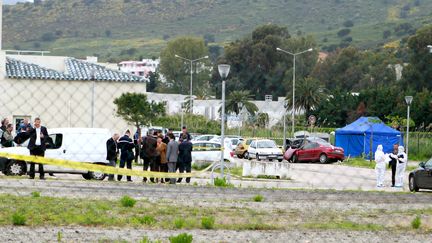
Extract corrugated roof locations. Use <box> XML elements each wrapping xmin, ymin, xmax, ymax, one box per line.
<box><xmin>6</xmin><ymin>57</ymin><xmax>144</xmax><ymax>83</ymax></box>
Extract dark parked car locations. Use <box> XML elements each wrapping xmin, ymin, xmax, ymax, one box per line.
<box><xmin>284</xmin><ymin>138</ymin><xmax>344</xmax><ymax>164</ymax></box>
<box><xmin>409</xmin><ymin>157</ymin><xmax>432</xmax><ymax>192</ymax></box>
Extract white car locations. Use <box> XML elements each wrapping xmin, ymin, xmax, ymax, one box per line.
<box><xmin>247</xmin><ymin>139</ymin><xmax>283</xmax><ymax>162</ymax></box>
<box><xmin>209</xmin><ymin>136</ymin><xmax>243</xmax><ymax>151</ymax></box>
<box><xmin>192</xmin><ymin>134</ymin><xmax>219</xmax><ymax>142</ymax></box>
<box><xmin>191</xmin><ymin>141</ymin><xmax>234</xmax><ymax>164</ymax></box>
<box><xmin>0</xmin><ymin>128</ymin><xmax>111</xmax><ymax>180</ymax></box>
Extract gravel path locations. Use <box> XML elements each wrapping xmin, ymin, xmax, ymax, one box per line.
<box><xmin>1</xmin><ymin>226</ymin><xmax>431</xmax><ymax>243</ymax></box>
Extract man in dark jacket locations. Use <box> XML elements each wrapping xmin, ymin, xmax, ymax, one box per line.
<box><xmin>117</xmin><ymin>130</ymin><xmax>134</xmax><ymax>182</ymax></box>
<box><xmin>141</xmin><ymin>131</ymin><xmax>158</xmax><ymax>183</ymax></box>
<box><xmin>27</xmin><ymin>118</ymin><xmax>49</xmax><ymax>180</ymax></box>
<box><xmin>177</xmin><ymin>134</ymin><xmax>193</xmax><ymax>183</ymax></box>
<box><xmin>106</xmin><ymin>133</ymin><xmax>119</xmax><ymax>181</ymax></box>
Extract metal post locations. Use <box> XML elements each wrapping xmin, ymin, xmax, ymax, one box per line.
<box><xmin>190</xmin><ymin>61</ymin><xmax>193</xmax><ymax>114</ymax></box>
<box><xmin>180</xmin><ymin>104</ymin><xmax>184</xmax><ymax>130</ymax></box>
<box><xmin>283</xmin><ymin>112</ymin><xmax>287</xmax><ymax>149</ymax></box>
<box><xmin>220</xmin><ymin>80</ymin><xmax>226</xmax><ymax>177</ymax></box>
<box><xmin>292</xmin><ymin>55</ymin><xmax>296</xmax><ymax>137</ymax></box>
<box><xmin>91</xmin><ymin>80</ymin><xmax>95</xmax><ymax>128</ymax></box>
<box><xmin>406</xmin><ymin>104</ymin><xmax>410</xmax><ymax>158</ymax></box>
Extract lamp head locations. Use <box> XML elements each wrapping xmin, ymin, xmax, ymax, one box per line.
<box><xmin>307</xmin><ymin>48</ymin><xmax>313</xmax><ymax>52</ymax></box>
<box><xmin>276</xmin><ymin>47</ymin><xmax>281</xmax><ymax>51</ymax></box>
<box><xmin>428</xmin><ymin>45</ymin><xmax>432</xmax><ymax>53</ymax></box>
<box><xmin>405</xmin><ymin>96</ymin><xmax>413</xmax><ymax>105</ymax></box>
<box><xmin>175</xmin><ymin>54</ymin><xmax>179</xmax><ymax>58</ymax></box>
<box><xmin>218</xmin><ymin>64</ymin><xmax>231</xmax><ymax>79</ymax></box>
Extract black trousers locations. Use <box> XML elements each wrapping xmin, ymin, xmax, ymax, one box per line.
<box><xmin>159</xmin><ymin>163</ymin><xmax>169</xmax><ymax>182</ymax></box>
<box><xmin>143</xmin><ymin>156</ymin><xmax>158</xmax><ymax>183</ymax></box>
<box><xmin>390</xmin><ymin>162</ymin><xmax>397</xmax><ymax>186</ymax></box>
<box><xmin>177</xmin><ymin>161</ymin><xmax>191</xmax><ymax>183</ymax></box>
<box><xmin>117</xmin><ymin>156</ymin><xmax>132</xmax><ymax>181</ymax></box>
<box><xmin>29</xmin><ymin>146</ymin><xmax>45</xmax><ymax>179</ymax></box>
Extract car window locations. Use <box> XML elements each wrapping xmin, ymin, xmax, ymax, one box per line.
<box><xmin>303</xmin><ymin>142</ymin><xmax>318</xmax><ymax>150</ymax></box>
<box><xmin>205</xmin><ymin>143</ymin><xmax>220</xmax><ymax>151</ymax></box>
<box><xmin>46</xmin><ymin>134</ymin><xmax>63</xmax><ymax>149</ymax></box>
<box><xmin>246</xmin><ymin>139</ymin><xmax>253</xmax><ymax>145</ymax></box>
<box><xmin>257</xmin><ymin>141</ymin><xmax>276</xmax><ymax>148</ymax></box>
<box><xmin>250</xmin><ymin>141</ymin><xmax>256</xmax><ymax>148</ymax></box>
<box><xmin>193</xmin><ymin>143</ymin><xmax>205</xmax><ymax>151</ymax></box>
<box><xmin>425</xmin><ymin>160</ymin><xmax>432</xmax><ymax>169</ymax></box>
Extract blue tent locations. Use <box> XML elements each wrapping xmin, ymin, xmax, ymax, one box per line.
<box><xmin>335</xmin><ymin>117</ymin><xmax>404</xmax><ymax>158</ymax></box>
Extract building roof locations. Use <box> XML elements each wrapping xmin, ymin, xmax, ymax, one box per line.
<box><xmin>6</xmin><ymin>57</ymin><xmax>144</xmax><ymax>83</ymax></box>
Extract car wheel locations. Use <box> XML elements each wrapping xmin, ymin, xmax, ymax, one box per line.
<box><xmin>278</xmin><ymin>159</ymin><xmax>283</xmax><ymax>162</ymax></box>
<box><xmin>292</xmin><ymin>155</ymin><xmax>298</xmax><ymax>163</ymax></box>
<box><xmin>409</xmin><ymin>175</ymin><xmax>419</xmax><ymax>192</ymax></box>
<box><xmin>237</xmin><ymin>153</ymin><xmax>244</xmax><ymax>159</ymax></box>
<box><xmin>256</xmin><ymin>154</ymin><xmax>260</xmax><ymax>161</ymax></box>
<box><xmin>6</xmin><ymin>160</ymin><xmax>27</xmax><ymax>176</ymax></box>
<box><xmin>82</xmin><ymin>173</ymin><xmax>91</xmax><ymax>180</ymax></box>
<box><xmin>245</xmin><ymin>152</ymin><xmax>250</xmax><ymax>160</ymax></box>
<box><xmin>319</xmin><ymin>154</ymin><xmax>328</xmax><ymax>164</ymax></box>
<box><xmin>88</xmin><ymin>171</ymin><xmax>106</xmax><ymax>180</ymax></box>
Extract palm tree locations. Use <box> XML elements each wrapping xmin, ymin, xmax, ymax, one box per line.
<box><xmin>223</xmin><ymin>90</ymin><xmax>258</xmax><ymax>115</ymax></box>
<box><xmin>285</xmin><ymin>77</ymin><xmax>326</xmax><ymax>116</ymax></box>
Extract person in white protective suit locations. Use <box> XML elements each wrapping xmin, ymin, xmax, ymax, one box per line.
<box><xmin>395</xmin><ymin>146</ymin><xmax>407</xmax><ymax>187</ymax></box>
<box><xmin>374</xmin><ymin>145</ymin><xmax>386</xmax><ymax>187</ymax></box>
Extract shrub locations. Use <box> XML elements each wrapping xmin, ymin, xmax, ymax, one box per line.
<box><xmin>412</xmin><ymin>215</ymin><xmax>421</xmax><ymax>229</ymax></box>
<box><xmin>12</xmin><ymin>212</ymin><xmax>26</xmax><ymax>226</ymax></box>
<box><xmin>337</xmin><ymin>28</ymin><xmax>351</xmax><ymax>37</ymax></box>
<box><xmin>214</xmin><ymin>177</ymin><xmax>233</xmax><ymax>187</ymax></box>
<box><xmin>201</xmin><ymin>216</ymin><xmax>215</xmax><ymax>229</ymax></box>
<box><xmin>169</xmin><ymin>233</ymin><xmax>193</xmax><ymax>243</ymax></box>
<box><xmin>31</xmin><ymin>191</ymin><xmax>41</xmax><ymax>198</ymax></box>
<box><xmin>138</xmin><ymin>215</ymin><xmax>156</xmax><ymax>225</ymax></box>
<box><xmin>173</xmin><ymin>217</ymin><xmax>185</xmax><ymax>229</ymax></box>
<box><xmin>253</xmin><ymin>194</ymin><xmax>264</xmax><ymax>202</ymax></box>
<box><xmin>120</xmin><ymin>195</ymin><xmax>136</xmax><ymax>207</ymax></box>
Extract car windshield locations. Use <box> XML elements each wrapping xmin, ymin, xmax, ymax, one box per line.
<box><xmin>257</xmin><ymin>141</ymin><xmax>276</xmax><ymax>148</ymax></box>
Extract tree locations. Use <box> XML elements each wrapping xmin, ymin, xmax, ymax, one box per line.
<box><xmin>218</xmin><ymin>24</ymin><xmax>317</xmax><ymax>99</ymax></box>
<box><xmin>223</xmin><ymin>90</ymin><xmax>258</xmax><ymax>115</ymax></box>
<box><xmin>113</xmin><ymin>92</ymin><xmax>165</xmax><ymax>129</ymax></box>
<box><xmin>147</xmin><ymin>71</ymin><xmax>158</xmax><ymax>92</ymax></box>
<box><xmin>159</xmin><ymin>36</ymin><xmax>211</xmax><ymax>95</ymax></box>
<box><xmin>285</xmin><ymin>77</ymin><xmax>326</xmax><ymax>118</ymax></box>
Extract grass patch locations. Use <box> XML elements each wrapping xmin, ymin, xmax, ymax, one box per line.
<box><xmin>120</xmin><ymin>195</ymin><xmax>137</xmax><ymax>208</ymax></box>
<box><xmin>303</xmin><ymin>221</ymin><xmax>384</xmax><ymax>231</ymax></box>
<box><xmin>173</xmin><ymin>217</ymin><xmax>185</xmax><ymax>229</ymax></box>
<box><xmin>412</xmin><ymin>215</ymin><xmax>421</xmax><ymax>229</ymax></box>
<box><xmin>169</xmin><ymin>233</ymin><xmax>193</xmax><ymax>243</ymax></box>
<box><xmin>214</xmin><ymin>177</ymin><xmax>234</xmax><ymax>187</ymax></box>
<box><xmin>140</xmin><ymin>236</ymin><xmax>161</xmax><ymax>243</ymax></box>
<box><xmin>201</xmin><ymin>216</ymin><xmax>215</xmax><ymax>229</ymax></box>
<box><xmin>253</xmin><ymin>194</ymin><xmax>264</xmax><ymax>202</ymax></box>
<box><xmin>31</xmin><ymin>191</ymin><xmax>41</xmax><ymax>198</ymax></box>
<box><xmin>11</xmin><ymin>212</ymin><xmax>26</xmax><ymax>226</ymax></box>
<box><xmin>133</xmin><ymin>215</ymin><xmax>157</xmax><ymax>226</ymax></box>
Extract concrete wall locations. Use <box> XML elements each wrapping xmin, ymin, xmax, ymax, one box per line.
<box><xmin>242</xmin><ymin>160</ymin><xmax>291</xmax><ymax>179</ymax></box>
<box><xmin>0</xmin><ymin>77</ymin><xmax>147</xmax><ymax>134</ymax></box>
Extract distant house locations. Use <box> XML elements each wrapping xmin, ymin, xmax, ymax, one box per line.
<box><xmin>0</xmin><ymin>52</ymin><xmax>147</xmax><ymax>132</ymax></box>
<box><xmin>118</xmin><ymin>59</ymin><xmax>160</xmax><ymax>80</ymax></box>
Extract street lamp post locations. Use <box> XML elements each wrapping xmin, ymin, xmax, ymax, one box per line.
<box><xmin>405</xmin><ymin>96</ymin><xmax>413</xmax><ymax>158</ymax></box>
<box><xmin>90</xmin><ymin>69</ymin><xmax>97</xmax><ymax>128</ymax></box>
<box><xmin>282</xmin><ymin>100</ymin><xmax>288</xmax><ymax>150</ymax></box>
<box><xmin>276</xmin><ymin>47</ymin><xmax>313</xmax><ymax>136</ymax></box>
<box><xmin>218</xmin><ymin>64</ymin><xmax>230</xmax><ymax>178</ymax></box>
<box><xmin>237</xmin><ymin>102</ymin><xmax>243</xmax><ymax>136</ymax></box>
<box><xmin>175</xmin><ymin>54</ymin><xmax>209</xmax><ymax>114</ymax></box>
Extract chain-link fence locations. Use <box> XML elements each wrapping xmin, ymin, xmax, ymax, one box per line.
<box><xmin>0</xmin><ymin>53</ymin><xmax>431</xmax><ymax>242</ymax></box>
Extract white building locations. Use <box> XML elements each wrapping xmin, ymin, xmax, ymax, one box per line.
<box><xmin>118</xmin><ymin>59</ymin><xmax>159</xmax><ymax>80</ymax></box>
<box><xmin>0</xmin><ymin>53</ymin><xmax>147</xmax><ymax>133</ymax></box>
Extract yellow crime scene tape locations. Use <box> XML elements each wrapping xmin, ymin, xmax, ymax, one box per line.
<box><xmin>0</xmin><ymin>152</ymin><xmax>216</xmax><ymax>178</ymax></box>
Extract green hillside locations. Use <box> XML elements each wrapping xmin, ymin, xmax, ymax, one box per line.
<box><xmin>3</xmin><ymin>0</ymin><xmax>432</xmax><ymax>61</ymax></box>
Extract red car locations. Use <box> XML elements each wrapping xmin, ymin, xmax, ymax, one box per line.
<box><xmin>286</xmin><ymin>139</ymin><xmax>344</xmax><ymax>164</ymax></box>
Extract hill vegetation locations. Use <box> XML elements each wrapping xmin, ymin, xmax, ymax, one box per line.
<box><xmin>3</xmin><ymin>0</ymin><xmax>432</xmax><ymax>61</ymax></box>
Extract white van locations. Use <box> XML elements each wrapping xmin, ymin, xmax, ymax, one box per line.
<box><xmin>0</xmin><ymin>128</ymin><xmax>111</xmax><ymax>180</ymax></box>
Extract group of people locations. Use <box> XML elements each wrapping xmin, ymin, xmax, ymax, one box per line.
<box><xmin>374</xmin><ymin>144</ymin><xmax>407</xmax><ymax>188</ymax></box>
<box><xmin>106</xmin><ymin>126</ymin><xmax>193</xmax><ymax>184</ymax></box>
<box><xmin>1</xmin><ymin>117</ymin><xmax>49</xmax><ymax>180</ymax></box>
